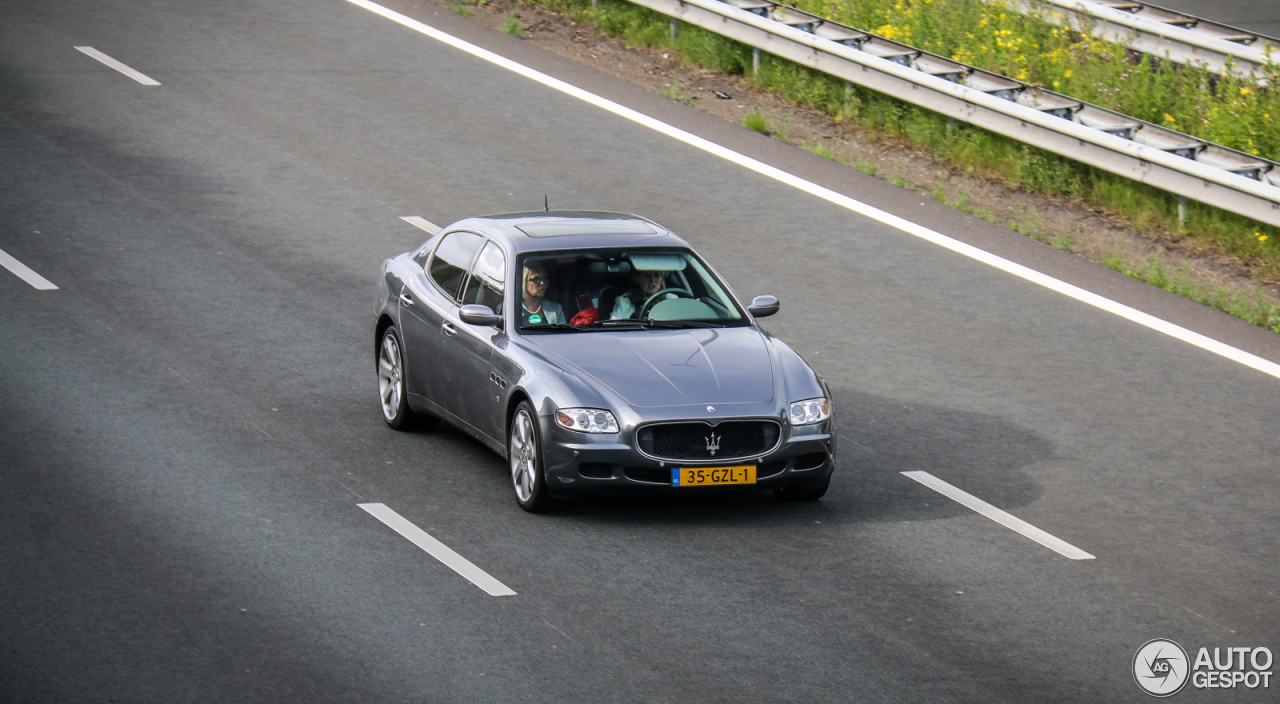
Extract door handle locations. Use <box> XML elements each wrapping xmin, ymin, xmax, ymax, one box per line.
<box><xmin>441</xmin><ymin>322</ymin><xmax>457</xmax><ymax>337</ymax></box>
<box><xmin>399</xmin><ymin>293</ymin><xmax>414</xmax><ymax>306</ymax></box>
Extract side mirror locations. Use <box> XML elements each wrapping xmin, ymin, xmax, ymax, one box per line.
<box><xmin>748</xmin><ymin>295</ymin><xmax>780</xmax><ymax>318</ymax></box>
<box><xmin>459</xmin><ymin>304</ymin><xmax>502</xmax><ymax>327</ymax></box>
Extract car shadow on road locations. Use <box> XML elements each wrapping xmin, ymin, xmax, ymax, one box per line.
<box><xmin>557</xmin><ymin>386</ymin><xmax>1053</xmax><ymax>527</ymax></box>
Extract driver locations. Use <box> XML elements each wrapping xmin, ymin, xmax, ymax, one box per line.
<box><xmin>521</xmin><ymin>261</ymin><xmax>565</xmax><ymax>325</ymax></box>
<box><xmin>609</xmin><ymin>269</ymin><xmax>674</xmax><ymax>320</ymax></box>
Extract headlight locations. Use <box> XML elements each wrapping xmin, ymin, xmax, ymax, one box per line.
<box><xmin>789</xmin><ymin>397</ymin><xmax>830</xmax><ymax>425</ymax></box>
<box><xmin>554</xmin><ymin>408</ymin><xmax>620</xmax><ymax>434</ymax></box>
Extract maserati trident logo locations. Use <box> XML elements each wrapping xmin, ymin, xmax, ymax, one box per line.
<box><xmin>705</xmin><ymin>432</ymin><xmax>721</xmax><ymax>457</ymax></box>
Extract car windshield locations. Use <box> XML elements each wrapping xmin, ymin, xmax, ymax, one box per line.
<box><xmin>515</xmin><ymin>248</ymin><xmax>748</xmax><ymax>332</ymax></box>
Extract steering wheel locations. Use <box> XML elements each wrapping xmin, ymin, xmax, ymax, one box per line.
<box><xmin>638</xmin><ymin>287</ymin><xmax>695</xmax><ymax>318</ymax></box>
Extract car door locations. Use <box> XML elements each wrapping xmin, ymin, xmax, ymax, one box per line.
<box><xmin>445</xmin><ymin>239</ymin><xmax>507</xmax><ymax>441</ymax></box>
<box><xmin>400</xmin><ymin>230</ymin><xmax>484</xmax><ymax>417</ymax></box>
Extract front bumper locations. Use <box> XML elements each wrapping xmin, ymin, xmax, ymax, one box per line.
<box><xmin>538</xmin><ymin>415</ymin><xmax>835</xmax><ymax>497</ymax></box>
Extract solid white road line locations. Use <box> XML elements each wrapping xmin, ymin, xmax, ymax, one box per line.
<box><xmin>358</xmin><ymin>503</ymin><xmax>516</xmax><ymax>596</ymax></box>
<box><xmin>0</xmin><ymin>248</ymin><xmax>58</xmax><ymax>290</ymax></box>
<box><xmin>73</xmin><ymin>47</ymin><xmax>161</xmax><ymax>86</ymax></box>
<box><xmin>346</xmin><ymin>0</ymin><xmax>1280</xmax><ymax>382</ymax></box>
<box><xmin>401</xmin><ymin>216</ymin><xmax>442</xmax><ymax>235</ymax></box>
<box><xmin>902</xmin><ymin>471</ymin><xmax>1096</xmax><ymax>560</ymax></box>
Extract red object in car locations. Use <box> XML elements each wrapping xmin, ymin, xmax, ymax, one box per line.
<box><xmin>570</xmin><ymin>307</ymin><xmax>599</xmax><ymax>326</ymax></box>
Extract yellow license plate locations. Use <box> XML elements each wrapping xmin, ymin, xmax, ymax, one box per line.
<box><xmin>672</xmin><ymin>465</ymin><xmax>756</xmax><ymax>487</ymax></box>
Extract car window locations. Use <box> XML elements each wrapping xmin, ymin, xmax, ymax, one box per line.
<box><xmin>515</xmin><ymin>248</ymin><xmax>748</xmax><ymax>331</ymax></box>
<box><xmin>428</xmin><ymin>231</ymin><xmax>484</xmax><ymax>300</ymax></box>
<box><xmin>462</xmin><ymin>241</ymin><xmax>505</xmax><ymax>314</ymax></box>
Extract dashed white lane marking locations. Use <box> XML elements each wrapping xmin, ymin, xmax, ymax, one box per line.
<box><xmin>0</xmin><ymin>248</ymin><xmax>58</xmax><ymax>290</ymax></box>
<box><xmin>401</xmin><ymin>216</ymin><xmax>441</xmax><ymax>235</ymax></box>
<box><xmin>358</xmin><ymin>502</ymin><xmax>516</xmax><ymax>596</ymax></box>
<box><xmin>902</xmin><ymin>471</ymin><xmax>1096</xmax><ymax>560</ymax></box>
<box><xmin>73</xmin><ymin>47</ymin><xmax>161</xmax><ymax>86</ymax></box>
<box><xmin>346</xmin><ymin>0</ymin><xmax>1280</xmax><ymax>382</ymax></box>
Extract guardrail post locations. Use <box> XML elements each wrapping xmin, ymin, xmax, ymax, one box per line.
<box><xmin>592</xmin><ymin>0</ymin><xmax>597</xmax><ymax>12</ymax></box>
<box><xmin>753</xmin><ymin>47</ymin><xmax>762</xmax><ymax>74</ymax></box>
<box><xmin>1178</xmin><ymin>195</ymin><xmax>1188</xmax><ymax>232</ymax></box>
<box><xmin>671</xmin><ymin>16</ymin><xmax>679</xmax><ymax>40</ymax></box>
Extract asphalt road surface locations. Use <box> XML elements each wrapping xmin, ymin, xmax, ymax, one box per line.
<box><xmin>3</xmin><ymin>0</ymin><xmax>1279</xmax><ymax>702</ymax></box>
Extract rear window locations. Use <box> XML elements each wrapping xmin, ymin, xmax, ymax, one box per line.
<box><xmin>515</xmin><ymin>221</ymin><xmax>658</xmax><ymax>238</ymax></box>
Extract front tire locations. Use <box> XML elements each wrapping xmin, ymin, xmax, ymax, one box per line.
<box><xmin>509</xmin><ymin>402</ymin><xmax>562</xmax><ymax>512</ymax></box>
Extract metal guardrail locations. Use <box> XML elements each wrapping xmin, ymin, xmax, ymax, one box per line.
<box><xmin>631</xmin><ymin>0</ymin><xmax>1280</xmax><ymax>226</ymax></box>
<box><xmin>1007</xmin><ymin>0</ymin><xmax>1277</xmax><ymax>79</ymax></box>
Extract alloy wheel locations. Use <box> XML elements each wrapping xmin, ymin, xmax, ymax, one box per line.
<box><xmin>378</xmin><ymin>333</ymin><xmax>403</xmax><ymax>422</ymax></box>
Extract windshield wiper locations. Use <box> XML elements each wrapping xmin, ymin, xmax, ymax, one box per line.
<box><xmin>596</xmin><ymin>319</ymin><xmax>724</xmax><ymax>329</ymax></box>
<box><xmin>518</xmin><ymin>323</ymin><xmax>588</xmax><ymax>333</ymax></box>
<box><xmin>640</xmin><ymin>320</ymin><xmax>725</xmax><ymax>329</ymax></box>
<box><xmin>595</xmin><ymin>319</ymin><xmax>650</xmax><ymax>329</ymax></box>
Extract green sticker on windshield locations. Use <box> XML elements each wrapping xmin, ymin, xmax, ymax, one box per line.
<box><xmin>529</xmin><ymin>314</ymin><xmax>543</xmax><ymax>324</ymax></box>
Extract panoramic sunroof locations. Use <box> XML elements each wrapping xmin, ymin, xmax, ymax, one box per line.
<box><xmin>516</xmin><ymin>221</ymin><xmax>659</xmax><ymax>238</ymax></box>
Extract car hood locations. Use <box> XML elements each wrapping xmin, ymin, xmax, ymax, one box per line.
<box><xmin>526</xmin><ymin>327</ymin><xmax>775</xmax><ymax>407</ymax></box>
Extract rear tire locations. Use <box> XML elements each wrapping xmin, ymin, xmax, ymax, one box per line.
<box><xmin>508</xmin><ymin>401</ymin><xmax>565</xmax><ymax>512</ymax></box>
<box><xmin>377</xmin><ymin>326</ymin><xmax>438</xmax><ymax>431</ymax></box>
<box><xmin>774</xmin><ymin>479</ymin><xmax>830</xmax><ymax>501</ymax></box>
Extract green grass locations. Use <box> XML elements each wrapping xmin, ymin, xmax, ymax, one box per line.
<box><xmin>663</xmin><ymin>77</ymin><xmax>682</xmax><ymax>101</ymax></box>
<box><xmin>743</xmin><ymin>109</ymin><xmax>768</xmax><ymax>134</ymax></box>
<box><xmin>502</xmin><ymin>10</ymin><xmax>523</xmax><ymax>36</ymax></box>
<box><xmin>804</xmin><ymin>140</ymin><xmax>835</xmax><ymax>160</ymax></box>
<box><xmin>1105</xmin><ymin>255</ymin><xmax>1280</xmax><ymax>332</ymax></box>
<box><xmin>1008</xmin><ymin>200</ymin><xmax>1045</xmax><ymax>240</ymax></box>
<box><xmin>791</xmin><ymin>0</ymin><xmax>1280</xmax><ymax>163</ymax></box>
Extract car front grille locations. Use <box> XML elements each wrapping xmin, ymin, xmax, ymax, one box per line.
<box><xmin>635</xmin><ymin>420</ymin><xmax>781</xmax><ymax>462</ymax></box>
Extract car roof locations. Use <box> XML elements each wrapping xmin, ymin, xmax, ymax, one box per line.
<box><xmin>443</xmin><ymin>211</ymin><xmax>690</xmax><ymax>254</ymax></box>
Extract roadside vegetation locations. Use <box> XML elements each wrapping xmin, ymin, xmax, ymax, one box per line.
<box><xmin>517</xmin><ymin>0</ymin><xmax>1280</xmax><ymax>331</ymax></box>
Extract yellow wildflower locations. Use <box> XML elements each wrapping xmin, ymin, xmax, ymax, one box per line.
<box><xmin>1064</xmin><ymin>69</ymin><xmax>1072</xmax><ymax>78</ymax></box>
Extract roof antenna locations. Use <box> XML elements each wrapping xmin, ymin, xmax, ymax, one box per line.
<box><xmin>544</xmin><ymin>194</ymin><xmax>549</xmax><ymax>212</ymax></box>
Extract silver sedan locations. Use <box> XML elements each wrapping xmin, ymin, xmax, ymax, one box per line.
<box><xmin>375</xmin><ymin>212</ymin><xmax>835</xmax><ymax>511</ymax></box>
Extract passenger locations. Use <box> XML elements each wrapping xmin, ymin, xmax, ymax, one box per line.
<box><xmin>610</xmin><ymin>269</ymin><xmax>672</xmax><ymax>320</ymax></box>
<box><xmin>520</xmin><ymin>261</ymin><xmax>565</xmax><ymax>326</ymax></box>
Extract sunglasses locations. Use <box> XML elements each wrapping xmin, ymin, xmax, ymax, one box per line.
<box><xmin>527</xmin><ymin>274</ymin><xmax>549</xmax><ymax>285</ymax></box>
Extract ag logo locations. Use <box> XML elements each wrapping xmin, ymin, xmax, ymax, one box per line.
<box><xmin>1134</xmin><ymin>639</ymin><xmax>1190</xmax><ymax>697</ymax></box>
